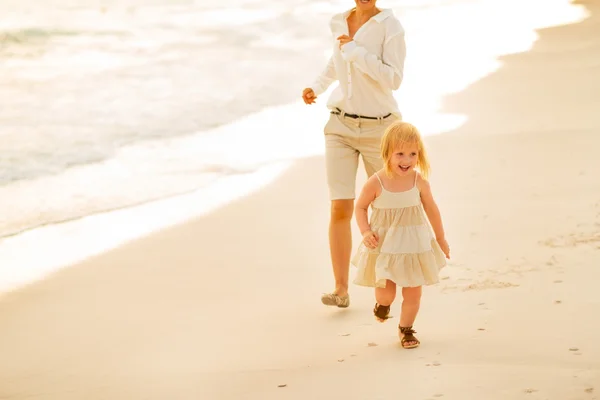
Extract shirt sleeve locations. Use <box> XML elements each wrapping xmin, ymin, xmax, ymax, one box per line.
<box><xmin>310</xmin><ymin>56</ymin><xmax>337</xmax><ymax>96</ymax></box>
<box><xmin>340</xmin><ymin>28</ymin><xmax>406</xmax><ymax>91</ymax></box>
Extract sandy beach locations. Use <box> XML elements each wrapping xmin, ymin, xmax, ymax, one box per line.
<box><xmin>1</xmin><ymin>1</ymin><xmax>600</xmax><ymax>399</ymax></box>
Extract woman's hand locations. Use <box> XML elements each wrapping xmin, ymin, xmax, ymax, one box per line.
<box><xmin>362</xmin><ymin>230</ymin><xmax>379</xmax><ymax>249</ymax></box>
<box><xmin>302</xmin><ymin>88</ymin><xmax>316</xmax><ymax>104</ymax></box>
<box><xmin>337</xmin><ymin>35</ymin><xmax>353</xmax><ymax>49</ymax></box>
<box><xmin>437</xmin><ymin>238</ymin><xmax>450</xmax><ymax>259</ymax></box>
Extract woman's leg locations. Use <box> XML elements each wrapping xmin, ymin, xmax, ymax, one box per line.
<box><xmin>328</xmin><ymin>199</ymin><xmax>354</xmax><ymax>298</ymax></box>
<box><xmin>399</xmin><ymin>286</ymin><xmax>422</xmax><ymax>347</ymax></box>
<box><xmin>321</xmin><ymin>116</ymin><xmax>359</xmax><ymax>307</ymax></box>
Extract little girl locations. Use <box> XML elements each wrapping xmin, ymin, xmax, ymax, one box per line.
<box><xmin>351</xmin><ymin>121</ymin><xmax>450</xmax><ymax>349</ymax></box>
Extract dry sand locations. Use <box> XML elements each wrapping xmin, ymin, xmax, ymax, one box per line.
<box><xmin>1</xmin><ymin>1</ymin><xmax>600</xmax><ymax>399</ymax></box>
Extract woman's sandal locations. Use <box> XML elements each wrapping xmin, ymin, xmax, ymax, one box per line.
<box><xmin>399</xmin><ymin>326</ymin><xmax>420</xmax><ymax>349</ymax></box>
<box><xmin>373</xmin><ymin>303</ymin><xmax>391</xmax><ymax>322</ymax></box>
<box><xmin>321</xmin><ymin>293</ymin><xmax>350</xmax><ymax>308</ymax></box>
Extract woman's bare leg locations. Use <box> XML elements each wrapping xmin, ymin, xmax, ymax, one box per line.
<box><xmin>327</xmin><ymin>199</ymin><xmax>354</xmax><ymax>297</ymax></box>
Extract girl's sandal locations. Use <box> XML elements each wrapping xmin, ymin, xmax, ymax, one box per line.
<box><xmin>399</xmin><ymin>326</ymin><xmax>420</xmax><ymax>349</ymax></box>
<box><xmin>373</xmin><ymin>303</ymin><xmax>391</xmax><ymax>322</ymax></box>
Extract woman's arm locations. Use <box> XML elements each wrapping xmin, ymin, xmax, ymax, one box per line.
<box><xmin>310</xmin><ymin>56</ymin><xmax>338</xmax><ymax>96</ymax></box>
<box><xmin>340</xmin><ymin>30</ymin><xmax>406</xmax><ymax>90</ymax></box>
<box><xmin>418</xmin><ymin>177</ymin><xmax>446</xmax><ymax>240</ymax></box>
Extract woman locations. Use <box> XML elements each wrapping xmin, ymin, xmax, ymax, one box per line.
<box><xmin>302</xmin><ymin>0</ymin><xmax>406</xmax><ymax>308</ymax></box>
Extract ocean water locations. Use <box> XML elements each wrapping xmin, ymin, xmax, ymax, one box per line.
<box><xmin>0</xmin><ymin>0</ymin><xmax>337</xmax><ymax>238</ymax></box>
<box><xmin>0</xmin><ymin>0</ymin><xmax>588</xmax><ymax>292</ymax></box>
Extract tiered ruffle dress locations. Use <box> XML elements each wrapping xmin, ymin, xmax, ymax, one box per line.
<box><xmin>351</xmin><ymin>173</ymin><xmax>446</xmax><ymax>288</ymax></box>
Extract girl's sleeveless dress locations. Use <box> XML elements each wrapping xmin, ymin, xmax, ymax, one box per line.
<box><xmin>351</xmin><ymin>173</ymin><xmax>447</xmax><ymax>288</ymax></box>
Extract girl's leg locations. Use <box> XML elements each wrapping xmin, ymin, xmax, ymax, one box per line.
<box><xmin>374</xmin><ymin>280</ymin><xmax>396</xmax><ymax>322</ymax></box>
<box><xmin>399</xmin><ymin>286</ymin><xmax>422</xmax><ymax>347</ymax></box>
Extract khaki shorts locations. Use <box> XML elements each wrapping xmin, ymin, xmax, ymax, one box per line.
<box><xmin>323</xmin><ymin>112</ymin><xmax>399</xmax><ymax>200</ymax></box>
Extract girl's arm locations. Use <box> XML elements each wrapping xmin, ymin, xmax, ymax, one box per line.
<box><xmin>355</xmin><ymin>175</ymin><xmax>380</xmax><ymax>235</ymax></box>
<box><xmin>418</xmin><ymin>176</ymin><xmax>446</xmax><ymax>240</ymax></box>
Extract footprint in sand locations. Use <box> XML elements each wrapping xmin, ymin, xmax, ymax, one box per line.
<box><xmin>546</xmin><ymin>256</ymin><xmax>559</xmax><ymax>266</ymax></box>
<box><xmin>425</xmin><ymin>362</ymin><xmax>442</xmax><ymax>367</ymax></box>
<box><xmin>569</xmin><ymin>347</ymin><xmax>582</xmax><ymax>355</ymax></box>
<box><xmin>543</xmin><ymin>232</ymin><xmax>600</xmax><ymax>248</ymax></box>
<box><xmin>442</xmin><ymin>280</ymin><xmax>518</xmax><ymax>293</ymax></box>
<box><xmin>584</xmin><ymin>387</ymin><xmax>594</xmax><ymax>393</ymax></box>
<box><xmin>464</xmin><ymin>280</ymin><xmax>519</xmax><ymax>291</ymax></box>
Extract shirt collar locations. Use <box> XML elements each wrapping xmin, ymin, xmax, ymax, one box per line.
<box><xmin>373</xmin><ymin>8</ymin><xmax>394</xmax><ymax>22</ymax></box>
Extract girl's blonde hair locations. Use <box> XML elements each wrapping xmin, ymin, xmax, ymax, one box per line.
<box><xmin>381</xmin><ymin>121</ymin><xmax>431</xmax><ymax>179</ymax></box>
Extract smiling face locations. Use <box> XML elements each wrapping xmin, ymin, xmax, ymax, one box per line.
<box><xmin>389</xmin><ymin>142</ymin><xmax>419</xmax><ymax>177</ymax></box>
<box><xmin>381</xmin><ymin>121</ymin><xmax>431</xmax><ymax>179</ymax></box>
<box><xmin>354</xmin><ymin>0</ymin><xmax>377</xmax><ymax>13</ymax></box>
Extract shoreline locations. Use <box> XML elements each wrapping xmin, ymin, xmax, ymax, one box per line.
<box><xmin>0</xmin><ymin>160</ymin><xmax>292</xmax><ymax>296</ymax></box>
<box><xmin>0</xmin><ymin>92</ymin><xmax>336</xmax><ymax>296</ymax></box>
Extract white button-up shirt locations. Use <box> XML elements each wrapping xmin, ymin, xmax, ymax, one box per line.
<box><xmin>309</xmin><ymin>8</ymin><xmax>406</xmax><ymax>118</ymax></box>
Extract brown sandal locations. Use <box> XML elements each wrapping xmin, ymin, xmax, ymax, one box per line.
<box><xmin>399</xmin><ymin>326</ymin><xmax>420</xmax><ymax>349</ymax></box>
<box><xmin>373</xmin><ymin>303</ymin><xmax>391</xmax><ymax>322</ymax></box>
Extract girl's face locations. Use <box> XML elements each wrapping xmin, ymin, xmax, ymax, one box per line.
<box><xmin>389</xmin><ymin>143</ymin><xmax>419</xmax><ymax>177</ymax></box>
<box><xmin>354</xmin><ymin>0</ymin><xmax>377</xmax><ymax>12</ymax></box>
